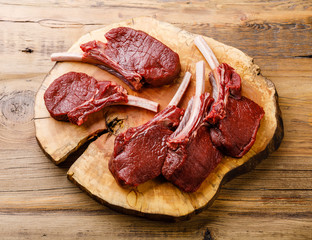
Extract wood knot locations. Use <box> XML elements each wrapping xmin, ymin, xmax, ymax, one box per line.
<box><xmin>203</xmin><ymin>228</ymin><xmax>214</xmax><ymax>240</ymax></box>
<box><xmin>0</xmin><ymin>90</ymin><xmax>35</xmax><ymax>124</ymax></box>
<box><xmin>106</xmin><ymin>115</ymin><xmax>126</xmax><ymax>135</ymax></box>
<box><xmin>245</xmin><ymin>22</ymin><xmax>272</xmax><ymax>31</ymax></box>
<box><xmin>126</xmin><ymin>190</ymin><xmax>138</xmax><ymax>207</ymax></box>
<box><xmin>21</xmin><ymin>47</ymin><xmax>34</xmax><ymax>53</ymax></box>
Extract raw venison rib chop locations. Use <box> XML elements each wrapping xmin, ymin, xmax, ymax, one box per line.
<box><xmin>44</xmin><ymin>72</ymin><xmax>159</xmax><ymax>126</ymax></box>
<box><xmin>51</xmin><ymin>27</ymin><xmax>181</xmax><ymax>91</ymax></box>
<box><xmin>162</xmin><ymin>61</ymin><xmax>223</xmax><ymax>193</ymax></box>
<box><xmin>195</xmin><ymin>36</ymin><xmax>265</xmax><ymax>158</ymax></box>
<box><xmin>109</xmin><ymin>72</ymin><xmax>191</xmax><ymax>187</ymax></box>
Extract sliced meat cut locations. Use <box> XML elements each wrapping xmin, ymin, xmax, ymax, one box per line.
<box><xmin>109</xmin><ymin>105</ymin><xmax>183</xmax><ymax>187</ymax></box>
<box><xmin>162</xmin><ymin>61</ymin><xmax>223</xmax><ymax>193</ymax></box>
<box><xmin>163</xmin><ymin>124</ymin><xmax>222</xmax><ymax>192</ymax></box>
<box><xmin>109</xmin><ymin>72</ymin><xmax>191</xmax><ymax>187</ymax></box>
<box><xmin>210</xmin><ymin>96</ymin><xmax>265</xmax><ymax>157</ymax></box>
<box><xmin>51</xmin><ymin>27</ymin><xmax>181</xmax><ymax>91</ymax></box>
<box><xmin>44</xmin><ymin>72</ymin><xmax>159</xmax><ymax>126</ymax></box>
<box><xmin>195</xmin><ymin>36</ymin><xmax>265</xmax><ymax>158</ymax></box>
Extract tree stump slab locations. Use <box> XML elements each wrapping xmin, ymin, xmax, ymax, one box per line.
<box><xmin>34</xmin><ymin>17</ymin><xmax>283</xmax><ymax>221</ymax></box>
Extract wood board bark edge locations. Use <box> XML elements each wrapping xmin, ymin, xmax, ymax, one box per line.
<box><xmin>67</xmin><ymin>74</ymin><xmax>284</xmax><ymax>221</ymax></box>
<box><xmin>35</xmin><ymin>17</ymin><xmax>284</xmax><ymax>220</ymax></box>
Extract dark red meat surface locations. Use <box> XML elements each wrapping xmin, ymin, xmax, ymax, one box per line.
<box><xmin>205</xmin><ymin>63</ymin><xmax>265</xmax><ymax>158</ymax></box>
<box><xmin>162</xmin><ymin>124</ymin><xmax>222</xmax><ymax>193</ymax></box>
<box><xmin>80</xmin><ymin>27</ymin><xmax>181</xmax><ymax>91</ymax></box>
<box><xmin>44</xmin><ymin>72</ymin><xmax>127</xmax><ymax>125</ymax></box>
<box><xmin>109</xmin><ymin>105</ymin><xmax>183</xmax><ymax>187</ymax></box>
<box><xmin>162</xmin><ymin>93</ymin><xmax>223</xmax><ymax>193</ymax></box>
<box><xmin>210</xmin><ymin>96</ymin><xmax>265</xmax><ymax>158</ymax></box>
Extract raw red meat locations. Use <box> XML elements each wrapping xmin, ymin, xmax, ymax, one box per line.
<box><xmin>195</xmin><ymin>36</ymin><xmax>264</xmax><ymax>158</ymax></box>
<box><xmin>44</xmin><ymin>72</ymin><xmax>127</xmax><ymax>125</ymax></box>
<box><xmin>109</xmin><ymin>105</ymin><xmax>184</xmax><ymax>186</ymax></box>
<box><xmin>162</xmin><ymin>61</ymin><xmax>223</xmax><ymax>192</ymax></box>
<box><xmin>44</xmin><ymin>72</ymin><xmax>159</xmax><ymax>126</ymax></box>
<box><xmin>163</xmin><ymin>124</ymin><xmax>222</xmax><ymax>192</ymax></box>
<box><xmin>210</xmin><ymin>96</ymin><xmax>265</xmax><ymax>158</ymax></box>
<box><xmin>109</xmin><ymin>72</ymin><xmax>191</xmax><ymax>187</ymax></box>
<box><xmin>51</xmin><ymin>27</ymin><xmax>181</xmax><ymax>91</ymax></box>
<box><xmin>204</xmin><ymin>63</ymin><xmax>241</xmax><ymax>124</ymax></box>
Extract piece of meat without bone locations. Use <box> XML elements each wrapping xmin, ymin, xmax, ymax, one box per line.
<box><xmin>51</xmin><ymin>27</ymin><xmax>181</xmax><ymax>91</ymax></box>
<box><xmin>109</xmin><ymin>72</ymin><xmax>191</xmax><ymax>187</ymax></box>
<box><xmin>162</xmin><ymin>61</ymin><xmax>223</xmax><ymax>193</ymax></box>
<box><xmin>44</xmin><ymin>72</ymin><xmax>159</xmax><ymax>125</ymax></box>
<box><xmin>194</xmin><ymin>36</ymin><xmax>265</xmax><ymax>158</ymax></box>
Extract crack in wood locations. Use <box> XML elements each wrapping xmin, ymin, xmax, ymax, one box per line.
<box><xmin>222</xmin><ymin>188</ymin><xmax>312</xmax><ymax>191</ymax></box>
<box><xmin>203</xmin><ymin>228</ymin><xmax>214</xmax><ymax>240</ymax></box>
<box><xmin>0</xmin><ymin>2</ymin><xmax>160</xmax><ymax>10</ymax></box>
<box><xmin>106</xmin><ymin>116</ymin><xmax>125</xmax><ymax>135</ymax></box>
<box><xmin>58</xmin><ymin>129</ymin><xmax>108</xmax><ymax>169</ymax></box>
<box><xmin>0</xmin><ymin>186</ymin><xmax>74</xmax><ymax>193</ymax></box>
<box><xmin>38</xmin><ymin>19</ymin><xmax>84</xmax><ymax>29</ymax></box>
<box><xmin>0</xmin><ymin>208</ymin><xmax>110</xmax><ymax>215</ymax></box>
<box><xmin>295</xmin><ymin>55</ymin><xmax>312</xmax><ymax>58</ymax></box>
<box><xmin>0</xmin><ymin>19</ymin><xmax>104</xmax><ymax>27</ymax></box>
<box><xmin>228</xmin><ymin>211</ymin><xmax>312</xmax><ymax>219</ymax></box>
<box><xmin>20</xmin><ymin>47</ymin><xmax>34</xmax><ymax>53</ymax></box>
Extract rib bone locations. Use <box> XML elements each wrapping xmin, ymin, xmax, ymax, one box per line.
<box><xmin>169</xmin><ymin>71</ymin><xmax>191</xmax><ymax>106</ymax></box>
<box><xmin>51</xmin><ymin>52</ymin><xmax>83</xmax><ymax>62</ymax></box>
<box><xmin>194</xmin><ymin>36</ymin><xmax>219</xmax><ymax>70</ymax></box>
<box><xmin>169</xmin><ymin>61</ymin><xmax>206</xmax><ymax>141</ymax></box>
<box><xmin>195</xmin><ymin>36</ymin><xmax>241</xmax><ymax>124</ymax></box>
<box><xmin>115</xmin><ymin>95</ymin><xmax>159</xmax><ymax>113</ymax></box>
<box><xmin>194</xmin><ymin>36</ymin><xmax>221</xmax><ymax>101</ymax></box>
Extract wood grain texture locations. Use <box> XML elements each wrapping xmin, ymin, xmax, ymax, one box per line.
<box><xmin>1</xmin><ymin>0</ymin><xmax>312</xmax><ymax>239</ymax></box>
<box><xmin>34</xmin><ymin>17</ymin><xmax>282</xmax><ymax>220</ymax></box>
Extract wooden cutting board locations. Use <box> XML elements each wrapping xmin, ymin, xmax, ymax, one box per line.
<box><xmin>34</xmin><ymin>17</ymin><xmax>283</xmax><ymax>220</ymax></box>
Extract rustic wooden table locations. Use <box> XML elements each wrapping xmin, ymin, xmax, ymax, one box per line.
<box><xmin>1</xmin><ymin>1</ymin><xmax>311</xmax><ymax>239</ymax></box>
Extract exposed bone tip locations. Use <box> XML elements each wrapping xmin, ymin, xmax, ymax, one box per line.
<box><xmin>50</xmin><ymin>52</ymin><xmax>83</xmax><ymax>62</ymax></box>
<box><xmin>50</xmin><ymin>53</ymin><xmax>59</xmax><ymax>61</ymax></box>
<box><xmin>194</xmin><ymin>36</ymin><xmax>219</xmax><ymax>70</ymax></box>
<box><xmin>169</xmin><ymin>71</ymin><xmax>192</xmax><ymax>106</ymax></box>
<box><xmin>126</xmin><ymin>95</ymin><xmax>159</xmax><ymax>113</ymax></box>
<box><xmin>196</xmin><ymin>60</ymin><xmax>205</xmax><ymax>67</ymax></box>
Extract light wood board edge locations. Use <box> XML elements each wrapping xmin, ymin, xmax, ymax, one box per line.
<box><xmin>34</xmin><ymin>16</ymin><xmax>284</xmax><ymax>220</ymax></box>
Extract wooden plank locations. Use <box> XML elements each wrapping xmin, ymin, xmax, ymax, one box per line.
<box><xmin>0</xmin><ymin>212</ymin><xmax>311</xmax><ymax>239</ymax></box>
<box><xmin>0</xmin><ymin>1</ymin><xmax>311</xmax><ymax>75</ymax></box>
<box><xmin>5</xmin><ymin>19</ymin><xmax>310</xmax><ymax>60</ymax></box>
<box><xmin>0</xmin><ymin>0</ymin><xmax>311</xmax><ymax>238</ymax></box>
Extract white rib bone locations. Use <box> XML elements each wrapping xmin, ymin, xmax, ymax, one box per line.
<box><xmin>169</xmin><ymin>71</ymin><xmax>191</xmax><ymax>106</ymax></box>
<box><xmin>51</xmin><ymin>52</ymin><xmax>83</xmax><ymax>62</ymax></box>
<box><xmin>170</xmin><ymin>61</ymin><xmax>206</xmax><ymax>140</ymax></box>
<box><xmin>194</xmin><ymin>36</ymin><xmax>219</xmax><ymax>70</ymax></box>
